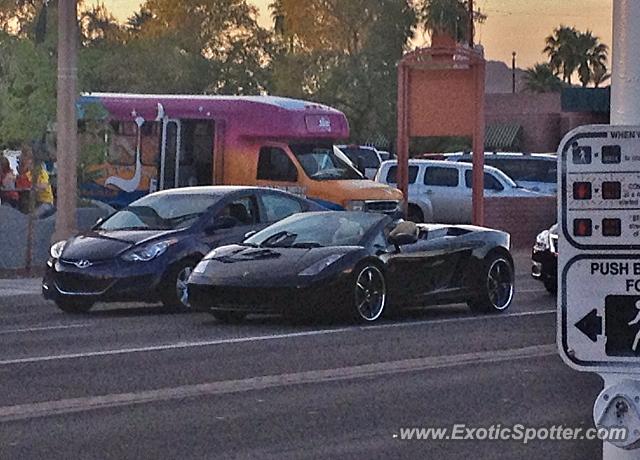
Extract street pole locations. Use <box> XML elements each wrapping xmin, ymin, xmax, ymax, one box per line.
<box><xmin>600</xmin><ymin>1</ymin><xmax>640</xmax><ymax>458</ymax></box>
<box><xmin>512</xmin><ymin>51</ymin><xmax>516</xmax><ymax>93</ymax></box>
<box><xmin>53</xmin><ymin>0</ymin><xmax>78</xmax><ymax>242</ymax></box>
<box><xmin>468</xmin><ymin>0</ymin><xmax>474</xmax><ymax>47</ymax></box>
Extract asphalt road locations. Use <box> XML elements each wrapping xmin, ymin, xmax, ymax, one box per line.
<box><xmin>0</xmin><ymin>253</ymin><xmax>603</xmax><ymax>459</ymax></box>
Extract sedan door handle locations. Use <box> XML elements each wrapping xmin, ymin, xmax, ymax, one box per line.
<box><xmin>425</xmin><ymin>189</ymin><xmax>434</xmax><ymax>195</ymax></box>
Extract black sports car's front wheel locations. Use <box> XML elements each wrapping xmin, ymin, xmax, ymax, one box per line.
<box><xmin>468</xmin><ymin>254</ymin><xmax>514</xmax><ymax>313</ymax></box>
<box><xmin>353</xmin><ymin>264</ymin><xmax>387</xmax><ymax>322</ymax></box>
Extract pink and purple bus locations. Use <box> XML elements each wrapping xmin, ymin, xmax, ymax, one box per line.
<box><xmin>78</xmin><ymin>93</ymin><xmax>402</xmax><ymax>212</ymax></box>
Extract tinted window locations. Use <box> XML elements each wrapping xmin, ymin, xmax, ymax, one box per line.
<box><xmin>339</xmin><ymin>147</ymin><xmax>380</xmax><ymax>168</ymax></box>
<box><xmin>464</xmin><ymin>170</ymin><xmax>504</xmax><ymax>191</ymax></box>
<box><xmin>385</xmin><ymin>165</ymin><xmax>419</xmax><ymax>184</ymax></box>
<box><xmin>424</xmin><ymin>167</ymin><xmax>459</xmax><ymax>187</ymax></box>
<box><xmin>257</xmin><ymin>147</ymin><xmax>298</xmax><ymax>182</ymax></box>
<box><xmin>99</xmin><ymin>193</ymin><xmax>219</xmax><ymax>231</ymax></box>
<box><xmin>290</xmin><ymin>144</ymin><xmax>361</xmax><ymax>180</ymax></box>
<box><xmin>218</xmin><ymin>196</ymin><xmax>258</xmax><ymax>225</ymax></box>
<box><xmin>484</xmin><ymin>158</ymin><xmax>556</xmax><ymax>183</ymax></box>
<box><xmin>245</xmin><ymin>212</ymin><xmax>385</xmax><ymax>247</ymax></box>
<box><xmin>261</xmin><ymin>193</ymin><xmax>303</xmax><ymax>222</ymax></box>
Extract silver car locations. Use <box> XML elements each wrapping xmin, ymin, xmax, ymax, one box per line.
<box><xmin>375</xmin><ymin>159</ymin><xmax>540</xmax><ymax>223</ymax></box>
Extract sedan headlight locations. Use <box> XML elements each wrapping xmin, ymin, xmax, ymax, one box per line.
<box><xmin>121</xmin><ymin>239</ymin><xmax>177</xmax><ymax>262</ymax></box>
<box><xmin>299</xmin><ymin>254</ymin><xmax>345</xmax><ymax>276</ymax></box>
<box><xmin>534</xmin><ymin>230</ymin><xmax>550</xmax><ymax>251</ymax></box>
<box><xmin>50</xmin><ymin>240</ymin><xmax>67</xmax><ymax>259</ymax></box>
<box><xmin>346</xmin><ymin>200</ymin><xmax>366</xmax><ymax>212</ymax></box>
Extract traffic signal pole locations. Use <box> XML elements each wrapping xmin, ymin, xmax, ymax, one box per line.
<box><xmin>52</xmin><ymin>0</ymin><xmax>78</xmax><ymax>242</ymax></box>
<box><xmin>599</xmin><ymin>1</ymin><xmax>640</xmax><ymax>458</ymax></box>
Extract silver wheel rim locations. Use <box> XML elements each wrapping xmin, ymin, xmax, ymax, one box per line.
<box><xmin>486</xmin><ymin>258</ymin><xmax>513</xmax><ymax>310</ymax></box>
<box><xmin>176</xmin><ymin>266</ymin><xmax>193</xmax><ymax>308</ymax></box>
<box><xmin>355</xmin><ymin>266</ymin><xmax>386</xmax><ymax>321</ymax></box>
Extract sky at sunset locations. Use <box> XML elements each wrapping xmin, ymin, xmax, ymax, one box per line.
<box><xmin>97</xmin><ymin>0</ymin><xmax>613</xmax><ymax>69</ymax></box>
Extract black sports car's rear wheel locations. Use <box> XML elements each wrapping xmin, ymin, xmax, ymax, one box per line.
<box><xmin>353</xmin><ymin>264</ymin><xmax>387</xmax><ymax>322</ymax></box>
<box><xmin>468</xmin><ymin>254</ymin><xmax>514</xmax><ymax>313</ymax></box>
<box><xmin>55</xmin><ymin>298</ymin><xmax>94</xmax><ymax>314</ymax></box>
<box><xmin>211</xmin><ymin>311</ymin><xmax>247</xmax><ymax>324</ymax></box>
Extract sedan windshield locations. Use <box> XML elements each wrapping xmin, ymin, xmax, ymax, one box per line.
<box><xmin>98</xmin><ymin>193</ymin><xmax>219</xmax><ymax>231</ymax></box>
<box><xmin>290</xmin><ymin>143</ymin><xmax>362</xmax><ymax>181</ymax></box>
<box><xmin>245</xmin><ymin>212</ymin><xmax>385</xmax><ymax>248</ymax></box>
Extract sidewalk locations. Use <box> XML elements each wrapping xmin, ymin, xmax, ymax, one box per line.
<box><xmin>0</xmin><ymin>278</ymin><xmax>42</xmax><ymax>297</ymax></box>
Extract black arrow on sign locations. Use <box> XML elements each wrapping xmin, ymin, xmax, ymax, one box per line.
<box><xmin>575</xmin><ymin>309</ymin><xmax>602</xmax><ymax>343</ymax></box>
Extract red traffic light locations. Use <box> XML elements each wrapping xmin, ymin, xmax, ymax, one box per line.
<box><xmin>573</xmin><ymin>182</ymin><xmax>592</xmax><ymax>200</ymax></box>
<box><xmin>573</xmin><ymin>218</ymin><xmax>592</xmax><ymax>237</ymax></box>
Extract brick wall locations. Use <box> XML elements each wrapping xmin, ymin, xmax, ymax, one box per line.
<box><xmin>484</xmin><ymin>196</ymin><xmax>557</xmax><ymax>248</ymax></box>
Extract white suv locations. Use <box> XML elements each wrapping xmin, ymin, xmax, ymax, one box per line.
<box><xmin>375</xmin><ymin>159</ymin><xmax>540</xmax><ymax>223</ymax></box>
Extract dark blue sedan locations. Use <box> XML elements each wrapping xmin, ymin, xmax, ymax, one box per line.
<box><xmin>42</xmin><ymin>186</ymin><xmax>324</xmax><ymax>313</ymax></box>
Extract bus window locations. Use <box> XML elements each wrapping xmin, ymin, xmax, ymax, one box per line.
<box><xmin>180</xmin><ymin>121</ymin><xmax>214</xmax><ymax>186</ymax></box>
<box><xmin>257</xmin><ymin>147</ymin><xmax>298</xmax><ymax>182</ymax></box>
<box><xmin>107</xmin><ymin>121</ymin><xmax>137</xmax><ymax>166</ymax></box>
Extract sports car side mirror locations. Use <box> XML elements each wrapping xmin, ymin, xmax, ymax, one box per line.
<box><xmin>388</xmin><ymin>221</ymin><xmax>419</xmax><ymax>248</ymax></box>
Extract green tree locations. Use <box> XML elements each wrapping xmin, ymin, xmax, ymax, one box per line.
<box><xmin>575</xmin><ymin>31</ymin><xmax>608</xmax><ymax>88</ymax></box>
<box><xmin>544</xmin><ymin>26</ymin><xmax>609</xmax><ymax>87</ymax></box>
<box><xmin>269</xmin><ymin>0</ymin><xmax>417</xmax><ymax>145</ymax></box>
<box><xmin>523</xmin><ymin>63</ymin><xmax>564</xmax><ymax>93</ymax></box>
<box><xmin>0</xmin><ymin>32</ymin><xmax>56</xmax><ymax>146</ymax></box>
<box><xmin>420</xmin><ymin>0</ymin><xmax>485</xmax><ymax>43</ymax></box>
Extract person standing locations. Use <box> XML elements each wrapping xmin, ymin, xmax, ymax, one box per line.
<box><xmin>16</xmin><ymin>148</ymin><xmax>55</xmax><ymax>218</ymax></box>
<box><xmin>0</xmin><ymin>156</ymin><xmax>19</xmax><ymax>208</ymax></box>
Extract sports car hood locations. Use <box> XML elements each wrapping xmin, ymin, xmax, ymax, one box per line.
<box><xmin>60</xmin><ymin>229</ymin><xmax>181</xmax><ymax>261</ymax></box>
<box><xmin>195</xmin><ymin>245</ymin><xmax>360</xmax><ymax>285</ymax></box>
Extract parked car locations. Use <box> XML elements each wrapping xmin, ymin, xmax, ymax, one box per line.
<box><xmin>375</xmin><ymin>159</ymin><xmax>540</xmax><ymax>223</ymax></box>
<box><xmin>188</xmin><ymin>211</ymin><xmax>514</xmax><ymax>323</ymax></box>
<box><xmin>377</xmin><ymin>150</ymin><xmax>392</xmax><ymax>161</ymax></box>
<box><xmin>445</xmin><ymin>152</ymin><xmax>558</xmax><ymax>195</ymax></box>
<box><xmin>336</xmin><ymin>145</ymin><xmax>382</xmax><ymax>179</ymax></box>
<box><xmin>532</xmin><ymin>223</ymin><xmax>558</xmax><ymax>294</ymax></box>
<box><xmin>42</xmin><ymin>186</ymin><xmax>325</xmax><ymax>313</ymax></box>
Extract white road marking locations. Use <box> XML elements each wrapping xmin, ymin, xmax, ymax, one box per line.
<box><xmin>0</xmin><ymin>288</ymin><xmax>40</xmax><ymax>297</ymax></box>
<box><xmin>0</xmin><ymin>323</ymin><xmax>90</xmax><ymax>335</ymax></box>
<box><xmin>0</xmin><ymin>309</ymin><xmax>555</xmax><ymax>366</ymax></box>
<box><xmin>0</xmin><ymin>343</ymin><xmax>556</xmax><ymax>422</ymax></box>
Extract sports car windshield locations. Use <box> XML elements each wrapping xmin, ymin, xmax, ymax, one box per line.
<box><xmin>98</xmin><ymin>193</ymin><xmax>219</xmax><ymax>231</ymax></box>
<box><xmin>245</xmin><ymin>212</ymin><xmax>385</xmax><ymax>248</ymax></box>
<box><xmin>290</xmin><ymin>143</ymin><xmax>363</xmax><ymax>181</ymax></box>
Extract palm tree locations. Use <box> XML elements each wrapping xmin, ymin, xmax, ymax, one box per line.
<box><xmin>544</xmin><ymin>25</ymin><xmax>579</xmax><ymax>85</ymax></box>
<box><xmin>523</xmin><ymin>63</ymin><xmax>564</xmax><ymax>93</ymax></box>
<box><xmin>421</xmin><ymin>0</ymin><xmax>485</xmax><ymax>44</ymax></box>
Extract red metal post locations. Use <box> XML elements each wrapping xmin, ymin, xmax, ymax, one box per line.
<box><xmin>396</xmin><ymin>63</ymin><xmax>409</xmax><ymax>218</ymax></box>
<box><xmin>471</xmin><ymin>59</ymin><xmax>486</xmax><ymax>226</ymax></box>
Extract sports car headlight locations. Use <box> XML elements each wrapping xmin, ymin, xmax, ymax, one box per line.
<box><xmin>299</xmin><ymin>254</ymin><xmax>345</xmax><ymax>276</ymax></box>
<box><xmin>193</xmin><ymin>260</ymin><xmax>210</xmax><ymax>274</ymax></box>
<box><xmin>534</xmin><ymin>230</ymin><xmax>550</xmax><ymax>251</ymax></box>
<box><xmin>50</xmin><ymin>240</ymin><xmax>67</xmax><ymax>259</ymax></box>
<box><xmin>345</xmin><ymin>200</ymin><xmax>366</xmax><ymax>212</ymax></box>
<box><xmin>121</xmin><ymin>239</ymin><xmax>177</xmax><ymax>262</ymax></box>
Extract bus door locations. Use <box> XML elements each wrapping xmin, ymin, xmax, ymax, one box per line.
<box><xmin>159</xmin><ymin>119</ymin><xmax>181</xmax><ymax>189</ymax></box>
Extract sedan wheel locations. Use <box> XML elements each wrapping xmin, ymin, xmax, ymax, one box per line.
<box><xmin>161</xmin><ymin>260</ymin><xmax>196</xmax><ymax>311</ymax></box>
<box><xmin>354</xmin><ymin>265</ymin><xmax>386</xmax><ymax>322</ymax></box>
<box><xmin>468</xmin><ymin>255</ymin><xmax>514</xmax><ymax>313</ymax></box>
